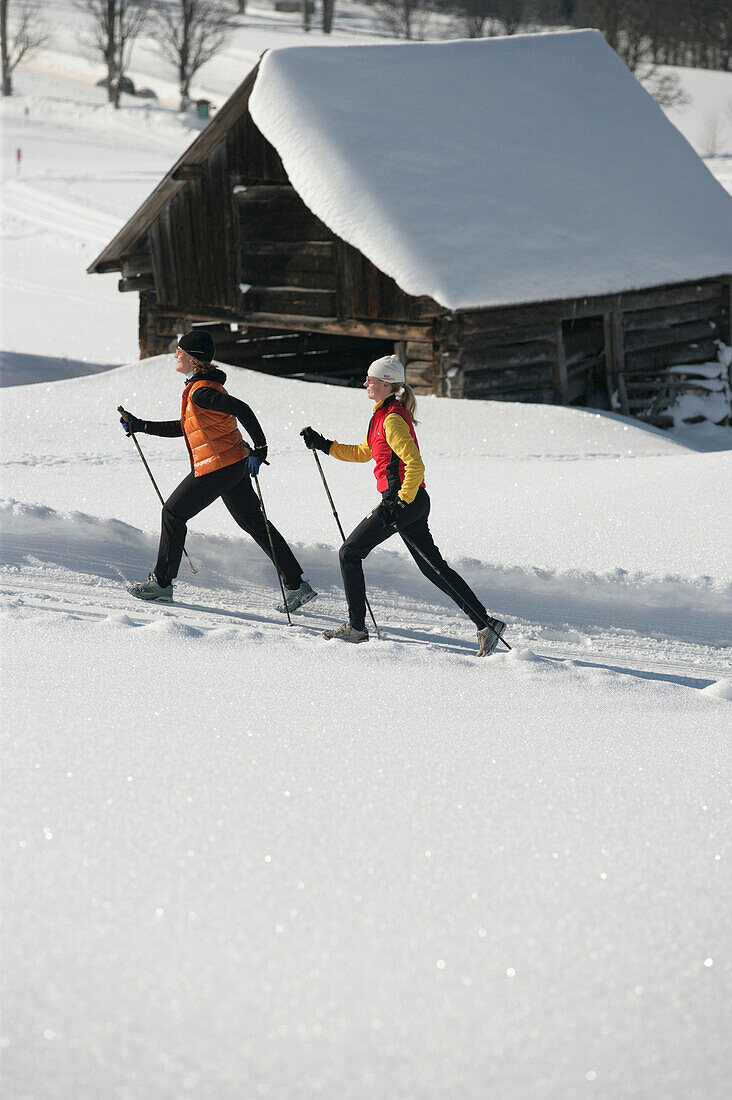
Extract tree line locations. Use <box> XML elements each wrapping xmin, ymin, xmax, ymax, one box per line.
<box><xmin>1</xmin><ymin>0</ymin><xmax>729</xmax><ymax>107</ymax></box>
<box><xmin>377</xmin><ymin>1</ymin><xmax>729</xmax><ymax>72</ymax></box>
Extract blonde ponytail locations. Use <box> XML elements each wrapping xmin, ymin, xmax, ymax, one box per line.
<box><xmin>390</xmin><ymin>382</ymin><xmax>418</xmax><ymax>423</ymax></box>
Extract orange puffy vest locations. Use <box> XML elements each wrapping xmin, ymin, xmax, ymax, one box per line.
<box><xmin>181</xmin><ymin>379</ymin><xmax>248</xmax><ymax>476</ymax></box>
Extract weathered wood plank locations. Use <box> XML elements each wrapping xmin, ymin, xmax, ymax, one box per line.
<box><xmin>458</xmin><ymin>323</ymin><xmax>557</xmax><ymax>350</ymax></box>
<box><xmin>405</xmin><ymin>361</ymin><xmax>434</xmax><ymax>389</ymax></box>
<box><xmin>624</xmin><ymin>338</ymin><xmax>719</xmax><ymax>371</ymax></box>
<box><xmin>405</xmin><ymin>340</ymin><xmax>434</xmax><ymax>361</ymax></box>
<box><xmin>242</xmin><ymin>240</ymin><xmax>334</xmax><ymax>269</ymax></box>
<box><xmin>119</xmin><ymin>274</ymin><xmax>154</xmax><ymax>293</ymax></box>
<box><xmin>622</xmin><ymin>297</ymin><xmax>723</xmax><ymax>332</ymax></box>
<box><xmin>239</xmin><ymin>262</ymin><xmax>336</xmax><ymax>292</ymax></box>
<box><xmin>121</xmin><ymin>252</ymin><xmax>153</xmax><ymax>277</ymax></box>
<box><xmin>458</xmin><ymin>280</ymin><xmax>726</xmax><ymax>336</ymax></box>
<box><xmin>240</xmin><ymin>286</ymin><xmax>337</xmax><ymax>318</ymax></box>
<box><xmin>464</xmin><ymin>377</ymin><xmax>555</xmax><ymax>401</ymax></box>
<box><xmin>460</xmin><ymin>344</ymin><xmax>556</xmax><ymax>371</ymax></box>
<box><xmin>232</xmin><ymin>184</ymin><xmax>300</xmax><ymax>204</ymax></box>
<box><xmin>619</xmin><ymin>281</ymin><xmax>726</xmax><ymax>312</ymax></box>
<box><xmin>623</xmin><ymin>318</ymin><xmax>720</xmax><ymax>353</ymax></box>
<box><xmin>236</xmin><ymin>312</ymin><xmax>432</xmax><ymax>341</ymax></box>
<box><xmin>239</xmin><ymin>207</ymin><xmax>333</xmax><ymax>243</ymax></box>
<box><xmin>463</xmin><ymin>364</ymin><xmax>555</xmax><ymax>390</ymax></box>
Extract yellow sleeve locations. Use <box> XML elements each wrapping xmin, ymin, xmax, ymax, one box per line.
<box><xmin>384</xmin><ymin>414</ymin><xmax>425</xmax><ymax>504</ymax></box>
<box><xmin>329</xmin><ymin>438</ymin><xmax>372</xmax><ymax>463</ymax></box>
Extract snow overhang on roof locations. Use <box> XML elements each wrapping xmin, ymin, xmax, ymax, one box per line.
<box><xmin>249</xmin><ymin>31</ymin><xmax>732</xmax><ymax>311</ymax></box>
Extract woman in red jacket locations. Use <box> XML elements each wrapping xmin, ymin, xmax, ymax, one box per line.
<box><xmin>301</xmin><ymin>355</ymin><xmax>505</xmax><ymax>655</ymax></box>
<box><xmin>120</xmin><ymin>330</ymin><xmax>315</xmax><ymax>612</ymax></box>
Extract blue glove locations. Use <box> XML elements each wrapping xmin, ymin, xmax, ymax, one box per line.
<box><xmin>118</xmin><ymin>407</ymin><xmax>145</xmax><ymax>436</ymax></box>
<box><xmin>246</xmin><ymin>455</ymin><xmax>263</xmax><ymax>476</ymax></box>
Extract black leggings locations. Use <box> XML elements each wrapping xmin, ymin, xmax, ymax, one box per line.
<box><xmin>339</xmin><ymin>488</ymin><xmax>488</xmax><ymax>632</ymax></box>
<box><xmin>154</xmin><ymin>459</ymin><xmax>302</xmax><ymax>589</ymax></box>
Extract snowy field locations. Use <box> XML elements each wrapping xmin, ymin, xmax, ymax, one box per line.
<box><xmin>1</xmin><ymin>11</ymin><xmax>732</xmax><ymax>1100</ymax></box>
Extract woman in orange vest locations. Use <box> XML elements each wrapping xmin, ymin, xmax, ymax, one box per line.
<box><xmin>120</xmin><ymin>330</ymin><xmax>315</xmax><ymax>612</ymax></box>
<box><xmin>301</xmin><ymin>355</ymin><xmax>505</xmax><ymax>655</ymax></box>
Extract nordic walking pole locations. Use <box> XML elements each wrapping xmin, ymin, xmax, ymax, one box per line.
<box><xmin>117</xmin><ymin>407</ymin><xmax>198</xmax><ymax>574</ymax></box>
<box><xmin>310</xmin><ymin>450</ymin><xmax>380</xmax><ymax>638</ymax></box>
<box><xmin>399</xmin><ymin>529</ymin><xmax>511</xmax><ymax>651</ymax></box>
<box><xmin>252</xmin><ymin>472</ymin><xmax>293</xmax><ymax>627</ymax></box>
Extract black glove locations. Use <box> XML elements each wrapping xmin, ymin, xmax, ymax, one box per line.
<box><xmin>379</xmin><ymin>497</ymin><xmax>407</xmax><ymax>526</ymax></box>
<box><xmin>118</xmin><ymin>408</ymin><xmax>146</xmax><ymax>436</ymax></box>
<box><xmin>300</xmin><ymin>426</ymin><xmax>333</xmax><ymax>454</ymax></box>
<box><xmin>251</xmin><ymin>444</ymin><xmax>268</xmax><ymax>463</ymax></box>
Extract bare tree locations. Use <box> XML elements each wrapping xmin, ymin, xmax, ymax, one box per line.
<box><xmin>372</xmin><ymin>0</ymin><xmax>433</xmax><ymax>39</ymax></box>
<box><xmin>75</xmin><ymin>0</ymin><xmax>152</xmax><ymax>107</ymax></box>
<box><xmin>691</xmin><ymin>0</ymin><xmax>732</xmax><ymax>71</ymax></box>
<box><xmin>322</xmin><ymin>0</ymin><xmax>336</xmax><ymax>34</ymax></box>
<box><xmin>488</xmin><ymin>0</ymin><xmax>538</xmax><ymax>34</ymax></box>
<box><xmin>152</xmin><ymin>0</ymin><xmax>233</xmax><ymax>109</ymax></box>
<box><xmin>436</xmin><ymin>0</ymin><xmax>540</xmax><ymax>39</ymax></box>
<box><xmin>1</xmin><ymin>0</ymin><xmax>51</xmax><ymax>95</ymax></box>
<box><xmin>638</xmin><ymin>65</ymin><xmax>689</xmax><ymax>109</ymax></box>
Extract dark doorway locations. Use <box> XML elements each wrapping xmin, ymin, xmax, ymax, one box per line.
<box><xmin>190</xmin><ymin>324</ymin><xmax>393</xmax><ymax>388</ymax></box>
<box><xmin>561</xmin><ymin>315</ymin><xmax>609</xmax><ymax>408</ymax></box>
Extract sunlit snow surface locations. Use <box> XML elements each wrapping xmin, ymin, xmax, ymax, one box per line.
<box><xmin>1</xmin><ymin>29</ymin><xmax>732</xmax><ymax>1100</ymax></box>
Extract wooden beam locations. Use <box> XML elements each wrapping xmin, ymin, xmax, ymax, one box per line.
<box><xmin>624</xmin><ymin>318</ymin><xmax>719</xmax><ymax>353</ymax></box>
<box><xmin>239</xmin><ymin>312</ymin><xmax>433</xmax><ymax>342</ymax></box>
<box><xmin>553</xmin><ymin>320</ymin><xmax>569</xmax><ymax>404</ymax></box>
<box><xmin>170</xmin><ymin>164</ymin><xmax>206</xmax><ymax>181</ymax></box>
<box><xmin>233</xmin><ymin>184</ymin><xmax>298</xmax><ymax>203</ymax></box>
<box><xmin>119</xmin><ymin>274</ymin><xmax>155</xmax><ymax>293</ymax></box>
<box><xmin>121</xmin><ymin>253</ymin><xmax>153</xmax><ymax>277</ymax></box>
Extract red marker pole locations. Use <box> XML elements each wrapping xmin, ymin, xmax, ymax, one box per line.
<box><xmin>16</xmin><ymin>148</ymin><xmax>21</xmax><ymax>176</ymax></box>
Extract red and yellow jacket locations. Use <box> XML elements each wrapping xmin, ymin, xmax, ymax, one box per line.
<box><xmin>330</xmin><ymin>395</ymin><xmax>425</xmax><ymax>503</ymax></box>
<box><xmin>181</xmin><ymin>379</ymin><xmax>248</xmax><ymax>476</ymax></box>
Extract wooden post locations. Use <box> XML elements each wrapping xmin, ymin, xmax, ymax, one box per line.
<box><xmin>553</xmin><ymin>320</ymin><xmax>569</xmax><ymax>404</ymax></box>
<box><xmin>603</xmin><ymin>311</ymin><xmax>615</xmax><ymax>404</ymax></box>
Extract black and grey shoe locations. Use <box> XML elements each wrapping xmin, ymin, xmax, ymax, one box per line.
<box><xmin>276</xmin><ymin>579</ymin><xmax>317</xmax><ymax>614</ymax></box>
<box><xmin>477</xmin><ymin>617</ymin><xmax>505</xmax><ymax>657</ymax></box>
<box><xmin>127</xmin><ymin>572</ymin><xmax>174</xmax><ymax>602</ymax></box>
<box><xmin>322</xmin><ymin>622</ymin><xmax>369</xmax><ymax>644</ymax></box>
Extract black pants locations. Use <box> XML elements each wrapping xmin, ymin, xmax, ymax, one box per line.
<box><xmin>339</xmin><ymin>487</ymin><xmax>488</xmax><ymax>632</ymax></box>
<box><xmin>154</xmin><ymin>459</ymin><xmax>302</xmax><ymax>589</ymax></box>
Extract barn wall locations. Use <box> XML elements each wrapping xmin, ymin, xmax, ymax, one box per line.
<box><xmin>440</xmin><ymin>277</ymin><xmax>730</xmax><ymax>410</ymax></box>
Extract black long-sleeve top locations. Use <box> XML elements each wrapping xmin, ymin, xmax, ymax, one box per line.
<box><xmin>142</xmin><ymin>370</ymin><xmax>267</xmax><ymax>451</ymax></box>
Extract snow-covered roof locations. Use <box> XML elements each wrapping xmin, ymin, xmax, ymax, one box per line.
<box><xmin>249</xmin><ymin>31</ymin><xmax>732</xmax><ymax>311</ymax></box>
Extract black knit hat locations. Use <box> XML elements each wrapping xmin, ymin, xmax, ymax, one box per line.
<box><xmin>178</xmin><ymin>329</ymin><xmax>215</xmax><ymax>363</ymax></box>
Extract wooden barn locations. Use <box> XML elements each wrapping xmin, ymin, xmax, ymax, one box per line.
<box><xmin>88</xmin><ymin>32</ymin><xmax>732</xmax><ymax>423</ymax></box>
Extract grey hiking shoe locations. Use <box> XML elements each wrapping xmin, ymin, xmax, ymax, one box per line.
<box><xmin>477</xmin><ymin>617</ymin><xmax>506</xmax><ymax>657</ymax></box>
<box><xmin>276</xmin><ymin>578</ymin><xmax>317</xmax><ymax>614</ymax></box>
<box><xmin>127</xmin><ymin>572</ymin><xmax>174</xmax><ymax>603</ymax></box>
<box><xmin>322</xmin><ymin>622</ymin><xmax>369</xmax><ymax>644</ymax></box>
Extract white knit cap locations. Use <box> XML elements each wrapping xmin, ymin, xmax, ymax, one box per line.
<box><xmin>367</xmin><ymin>354</ymin><xmax>405</xmax><ymax>384</ymax></box>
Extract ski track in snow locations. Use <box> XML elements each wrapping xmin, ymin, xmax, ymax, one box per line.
<box><xmin>0</xmin><ymin>179</ymin><xmax>125</xmax><ymax>246</ymax></box>
<box><xmin>1</xmin><ymin>501</ymin><xmax>729</xmax><ymax>693</ymax></box>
